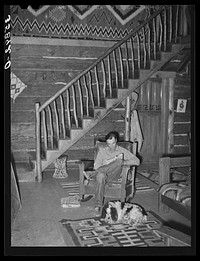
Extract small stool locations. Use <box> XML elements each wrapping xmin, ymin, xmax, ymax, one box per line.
<box><xmin>53</xmin><ymin>156</ymin><xmax>68</xmax><ymax>179</ymax></box>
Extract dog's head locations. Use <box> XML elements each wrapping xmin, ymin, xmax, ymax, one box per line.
<box><xmin>101</xmin><ymin>200</ymin><xmax>120</xmax><ymax>223</ymax></box>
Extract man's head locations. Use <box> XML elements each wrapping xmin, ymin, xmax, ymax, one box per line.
<box><xmin>105</xmin><ymin>131</ymin><xmax>119</xmax><ymax>149</ymax></box>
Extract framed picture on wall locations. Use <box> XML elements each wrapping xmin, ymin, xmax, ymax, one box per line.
<box><xmin>176</xmin><ymin>99</ymin><xmax>187</xmax><ymax>113</ymax></box>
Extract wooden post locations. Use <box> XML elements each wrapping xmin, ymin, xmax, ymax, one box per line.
<box><xmin>124</xmin><ymin>96</ymin><xmax>131</xmax><ymax>141</ymax></box>
<box><xmin>168</xmin><ymin>77</ymin><xmax>175</xmax><ymax>154</ymax></box>
<box><xmin>160</xmin><ymin>78</ymin><xmax>169</xmax><ymax>154</ymax></box>
<box><xmin>159</xmin><ymin>157</ymin><xmax>171</xmax><ymax>187</ymax></box>
<box><xmin>158</xmin><ymin>157</ymin><xmax>171</xmax><ymax>213</ymax></box>
<box><xmin>35</xmin><ymin>103</ymin><xmax>42</xmax><ymax>182</ymax></box>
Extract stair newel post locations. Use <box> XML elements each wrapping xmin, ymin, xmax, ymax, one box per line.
<box><xmin>35</xmin><ymin>102</ymin><xmax>42</xmax><ymax>182</ymax></box>
<box><xmin>167</xmin><ymin>77</ymin><xmax>175</xmax><ymax>154</ymax></box>
<box><xmin>124</xmin><ymin>96</ymin><xmax>131</xmax><ymax>141</ymax></box>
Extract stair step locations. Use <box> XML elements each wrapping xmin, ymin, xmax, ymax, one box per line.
<box><xmin>151</xmin><ymin>70</ymin><xmax>176</xmax><ymax>79</ymax></box>
<box><xmin>128</xmin><ymin>79</ymin><xmax>140</xmax><ymax>90</ymax></box>
<box><xmin>106</xmin><ymin>98</ymin><xmax>118</xmax><ymax>109</ymax></box>
<box><xmin>93</xmin><ymin>108</ymin><xmax>107</xmax><ymax>119</ymax></box>
<box><xmin>160</xmin><ymin>51</ymin><xmax>172</xmax><ymax>61</ymax></box>
<box><xmin>70</xmin><ymin>129</ymin><xmax>86</xmax><ymax>140</ymax></box>
<box><xmin>150</xmin><ymin>60</ymin><xmax>159</xmax><ymax>70</ymax></box>
<box><xmin>139</xmin><ymin>69</ymin><xmax>151</xmax><ymax>78</ymax></box>
<box><xmin>117</xmin><ymin>89</ymin><xmax>131</xmax><ymax>101</ymax></box>
<box><xmin>82</xmin><ymin>118</ymin><xmax>93</xmax><ymax>129</ymax></box>
<box><xmin>172</xmin><ymin>42</ymin><xmax>190</xmax><ymax>52</ymax></box>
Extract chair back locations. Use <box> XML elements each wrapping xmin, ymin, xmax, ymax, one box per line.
<box><xmin>94</xmin><ymin>140</ymin><xmax>136</xmax><ymax>161</ymax></box>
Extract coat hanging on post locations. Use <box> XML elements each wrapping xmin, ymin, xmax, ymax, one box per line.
<box><xmin>123</xmin><ymin>92</ymin><xmax>139</xmax><ymax>141</ymax></box>
<box><xmin>130</xmin><ymin>109</ymin><xmax>144</xmax><ymax>152</ymax></box>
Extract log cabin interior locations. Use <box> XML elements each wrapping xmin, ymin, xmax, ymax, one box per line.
<box><xmin>7</xmin><ymin>5</ymin><xmax>195</xmax><ymax>252</ymax></box>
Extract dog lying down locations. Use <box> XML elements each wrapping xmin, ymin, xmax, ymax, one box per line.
<box><xmin>101</xmin><ymin>200</ymin><xmax>148</xmax><ymax>226</ymax></box>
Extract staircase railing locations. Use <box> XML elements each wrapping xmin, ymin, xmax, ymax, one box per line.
<box><xmin>35</xmin><ymin>5</ymin><xmax>188</xmax><ymax>181</ymax></box>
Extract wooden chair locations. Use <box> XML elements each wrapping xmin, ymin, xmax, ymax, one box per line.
<box><xmin>78</xmin><ymin>140</ymin><xmax>138</xmax><ymax>203</ymax></box>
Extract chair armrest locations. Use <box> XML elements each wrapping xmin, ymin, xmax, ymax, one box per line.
<box><xmin>77</xmin><ymin>160</ymin><xmax>94</xmax><ymax>170</ymax></box>
<box><xmin>121</xmin><ymin>165</ymin><xmax>132</xmax><ymax>185</ymax></box>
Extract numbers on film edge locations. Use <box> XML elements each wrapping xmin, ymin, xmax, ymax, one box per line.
<box><xmin>4</xmin><ymin>15</ymin><xmax>11</xmax><ymax>70</ymax></box>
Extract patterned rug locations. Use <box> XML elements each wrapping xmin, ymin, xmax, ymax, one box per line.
<box><xmin>61</xmin><ymin>181</ymin><xmax>80</xmax><ymax>196</ymax></box>
<box><xmin>61</xmin><ymin>176</ymin><xmax>154</xmax><ymax>196</ymax></box>
<box><xmin>59</xmin><ymin>211</ymin><xmax>165</xmax><ymax>247</ymax></box>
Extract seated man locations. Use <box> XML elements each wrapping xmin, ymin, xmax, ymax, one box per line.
<box><xmin>83</xmin><ymin>131</ymin><xmax>140</xmax><ymax>214</ymax></box>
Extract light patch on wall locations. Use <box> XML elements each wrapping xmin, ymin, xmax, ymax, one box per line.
<box><xmin>10</xmin><ymin>72</ymin><xmax>27</xmax><ymax>102</ymax></box>
<box><xmin>49</xmin><ymin>6</ymin><xmax>66</xmax><ymax>23</ymax></box>
<box><xmin>176</xmin><ymin>99</ymin><xmax>187</xmax><ymax>113</ymax></box>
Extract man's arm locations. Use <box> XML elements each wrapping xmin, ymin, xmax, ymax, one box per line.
<box><xmin>122</xmin><ymin>148</ymin><xmax>140</xmax><ymax>166</ymax></box>
<box><xmin>94</xmin><ymin>149</ymin><xmax>123</xmax><ymax>171</ymax></box>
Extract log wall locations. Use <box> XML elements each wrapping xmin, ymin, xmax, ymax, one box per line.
<box><xmin>173</xmin><ymin>75</ymin><xmax>191</xmax><ymax>154</ymax></box>
<box><xmin>11</xmin><ymin>38</ymin><xmax>125</xmax><ymax>163</ymax></box>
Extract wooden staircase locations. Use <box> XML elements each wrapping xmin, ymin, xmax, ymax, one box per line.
<box><xmin>31</xmin><ymin>6</ymin><xmax>190</xmax><ymax>181</ymax></box>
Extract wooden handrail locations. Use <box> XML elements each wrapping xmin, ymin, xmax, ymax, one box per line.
<box><xmin>39</xmin><ymin>5</ymin><xmax>165</xmax><ymax>112</ymax></box>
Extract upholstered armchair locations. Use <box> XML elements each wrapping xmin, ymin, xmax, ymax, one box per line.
<box><xmin>78</xmin><ymin>140</ymin><xmax>138</xmax><ymax>203</ymax></box>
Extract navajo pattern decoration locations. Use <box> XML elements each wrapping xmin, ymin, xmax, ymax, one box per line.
<box><xmin>10</xmin><ymin>5</ymin><xmax>151</xmax><ymax>40</ymax></box>
<box><xmin>10</xmin><ymin>72</ymin><xmax>27</xmax><ymax>102</ymax></box>
<box><xmin>59</xmin><ymin>213</ymin><xmax>164</xmax><ymax>247</ymax></box>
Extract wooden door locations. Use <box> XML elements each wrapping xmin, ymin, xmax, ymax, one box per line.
<box><xmin>135</xmin><ymin>77</ymin><xmax>173</xmax><ymax>165</ymax></box>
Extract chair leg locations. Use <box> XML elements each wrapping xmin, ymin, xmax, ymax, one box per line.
<box><xmin>120</xmin><ymin>190</ymin><xmax>126</xmax><ymax>202</ymax></box>
<box><xmin>78</xmin><ymin>163</ymin><xmax>85</xmax><ymax>199</ymax></box>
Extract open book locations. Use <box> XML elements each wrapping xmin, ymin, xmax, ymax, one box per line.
<box><xmin>106</xmin><ymin>153</ymin><xmax>124</xmax><ymax>164</ymax></box>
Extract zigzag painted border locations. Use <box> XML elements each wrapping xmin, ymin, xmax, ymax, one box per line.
<box><xmin>88</xmin><ymin>11</ymin><xmax>113</xmax><ymax>25</ymax></box>
<box><xmin>11</xmin><ymin>17</ymin><xmax>132</xmax><ymax>39</ymax></box>
<box><xmin>106</xmin><ymin>5</ymin><xmax>146</xmax><ymax>25</ymax></box>
<box><xmin>25</xmin><ymin>5</ymin><xmax>146</xmax><ymax>26</ymax></box>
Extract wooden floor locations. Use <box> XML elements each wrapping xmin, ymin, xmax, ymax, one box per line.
<box><xmin>9</xmin><ymin>165</ymin><xmax>192</xmax><ymax>251</ymax></box>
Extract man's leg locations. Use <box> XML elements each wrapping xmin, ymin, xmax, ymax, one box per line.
<box><xmin>95</xmin><ymin>172</ymin><xmax>106</xmax><ymax>208</ymax></box>
<box><xmin>95</xmin><ymin>159</ymin><xmax>123</xmax><ymax>209</ymax></box>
